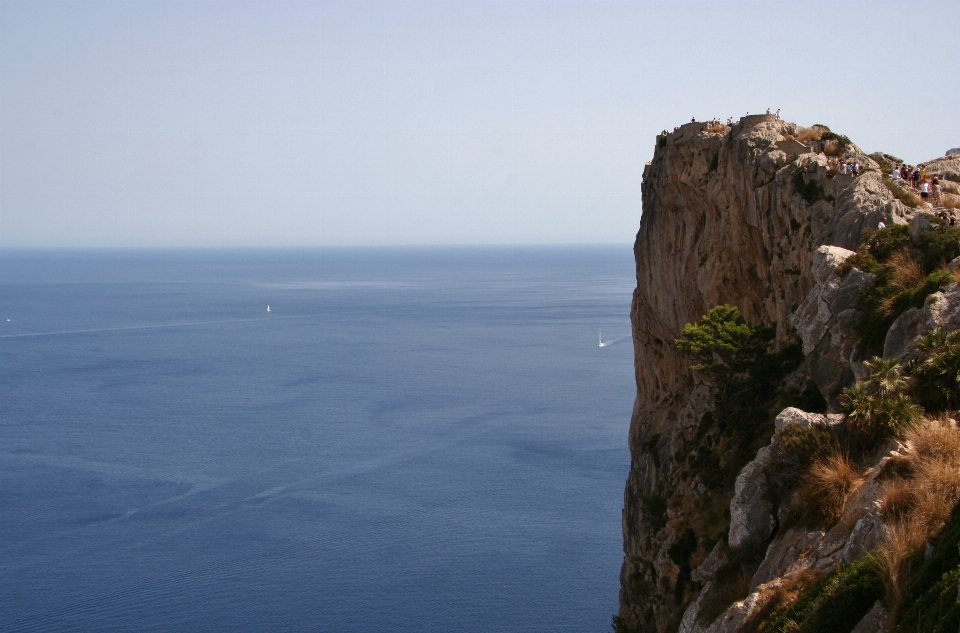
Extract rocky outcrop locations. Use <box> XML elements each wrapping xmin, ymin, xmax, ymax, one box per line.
<box><xmin>791</xmin><ymin>245</ymin><xmax>874</xmax><ymax>405</ymax></box>
<box><xmin>617</xmin><ymin>116</ymin><xmax>958</xmax><ymax>632</ymax></box>
<box><xmin>884</xmin><ymin>284</ymin><xmax>960</xmax><ymax>360</ymax></box>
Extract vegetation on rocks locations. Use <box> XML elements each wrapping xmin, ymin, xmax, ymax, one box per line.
<box><xmin>758</xmin><ymin>555</ymin><xmax>883</xmax><ymax>633</ymax></box>
<box><xmin>675</xmin><ymin>306</ymin><xmax>809</xmax><ymax>492</ymax></box>
<box><xmin>791</xmin><ymin>168</ymin><xmax>826</xmax><ymax>205</ymax></box>
<box><xmin>617</xmin><ymin>116</ymin><xmax>960</xmax><ymax>633</ymax></box>
<box><xmin>768</xmin><ymin>424</ymin><xmax>840</xmax><ymax>500</ymax></box>
<box><xmin>883</xmin><ymin>177</ymin><xmax>921</xmax><ymax>208</ymax></box>
<box><xmin>839</xmin><ymin>224</ymin><xmax>957</xmax><ymax>353</ymax></box>
<box><xmin>893</xmin><ymin>503</ymin><xmax>960</xmax><ymax>633</ymax></box>
<box><xmin>756</xmin><ymin>414</ymin><xmax>960</xmax><ymax>633</ymax></box>
<box><xmin>908</xmin><ymin>329</ymin><xmax>960</xmax><ymax>411</ymax></box>
<box><xmin>839</xmin><ymin>357</ymin><xmax>921</xmax><ymax>447</ymax></box>
<box><xmin>799</xmin><ymin>453</ymin><xmax>863</xmax><ymax>527</ymax></box>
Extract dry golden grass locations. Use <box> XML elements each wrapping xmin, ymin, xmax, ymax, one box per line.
<box><xmin>906</xmin><ymin>418</ymin><xmax>960</xmax><ymax>465</ymax></box>
<box><xmin>880</xmin><ymin>477</ymin><xmax>915</xmax><ymax>521</ymax></box>
<box><xmin>800</xmin><ymin>454</ymin><xmax>864</xmax><ymax>525</ymax></box>
<box><xmin>875</xmin><ymin>418</ymin><xmax>960</xmax><ymax>608</ymax></box>
<box><xmin>796</xmin><ymin>128</ymin><xmax>822</xmax><ymax>143</ymax></box>
<box><xmin>875</xmin><ymin>519</ymin><xmax>927</xmax><ymax>607</ymax></box>
<box><xmin>911</xmin><ymin>461</ymin><xmax>960</xmax><ymax>527</ymax></box>
<box><xmin>880</xmin><ymin>420</ymin><xmax>960</xmax><ymax>531</ymax></box>
<box><xmin>942</xmin><ymin>193</ymin><xmax>960</xmax><ymax>210</ymax></box>
<box><xmin>877</xmin><ymin>454</ymin><xmax>914</xmax><ymax>481</ymax></box>
<box><xmin>706</xmin><ymin>123</ymin><xmax>727</xmax><ymax>134</ymax></box>
<box><xmin>823</xmin><ymin>140</ymin><xmax>843</xmax><ymax>157</ymax></box>
<box><xmin>942</xmin><ymin>181</ymin><xmax>960</xmax><ymax>195</ymax></box>
<box><xmin>878</xmin><ymin>249</ymin><xmax>926</xmax><ymax>315</ymax></box>
<box><xmin>888</xmin><ymin>250</ymin><xmax>926</xmax><ymax>290</ymax></box>
<box><xmin>782</xmin><ymin>133</ymin><xmax>796</xmax><ymax>141</ymax></box>
<box><xmin>738</xmin><ymin>568</ymin><xmax>822</xmax><ymax>633</ymax></box>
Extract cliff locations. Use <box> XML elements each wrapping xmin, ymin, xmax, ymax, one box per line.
<box><xmin>617</xmin><ymin>116</ymin><xmax>960</xmax><ymax>633</ymax></box>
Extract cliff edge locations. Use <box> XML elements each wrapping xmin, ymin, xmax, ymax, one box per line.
<box><xmin>617</xmin><ymin>116</ymin><xmax>960</xmax><ymax>633</ymax></box>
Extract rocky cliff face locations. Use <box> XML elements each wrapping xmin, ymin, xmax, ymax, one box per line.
<box><xmin>617</xmin><ymin>116</ymin><xmax>960</xmax><ymax>632</ymax></box>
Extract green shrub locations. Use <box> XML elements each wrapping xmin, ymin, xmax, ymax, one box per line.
<box><xmin>844</xmin><ymin>225</ymin><xmax>954</xmax><ymax>353</ymax></box>
<box><xmin>839</xmin><ymin>358</ymin><xmax>921</xmax><ymax>447</ymax></box>
<box><xmin>676</xmin><ymin>306</ymin><xmax>804</xmax><ymax>493</ymax></box>
<box><xmin>819</xmin><ymin>131</ymin><xmax>851</xmax><ymax>151</ymax></box>
<box><xmin>792</xmin><ymin>169</ymin><xmax>826</xmax><ymax>205</ymax></box>
<box><xmin>916</xmin><ymin>223</ymin><xmax>960</xmax><ymax>272</ymax></box>
<box><xmin>675</xmin><ymin>305</ymin><xmax>765</xmax><ymax>373</ymax></box>
<box><xmin>884</xmin><ymin>177</ymin><xmax>921</xmax><ymax>208</ymax></box>
<box><xmin>894</xmin><ymin>503</ymin><xmax>960</xmax><ymax>633</ymax></box>
<box><xmin>760</xmin><ymin>555</ymin><xmax>883</xmax><ymax>633</ymax></box>
<box><xmin>908</xmin><ymin>329</ymin><xmax>960</xmax><ymax>412</ymax></box>
<box><xmin>839</xmin><ymin>225</ymin><xmax>912</xmax><ymax>276</ymax></box>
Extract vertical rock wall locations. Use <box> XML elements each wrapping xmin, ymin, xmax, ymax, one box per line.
<box><xmin>618</xmin><ymin>117</ymin><xmax>899</xmax><ymax>631</ymax></box>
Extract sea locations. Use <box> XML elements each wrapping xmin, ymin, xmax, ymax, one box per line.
<box><xmin>0</xmin><ymin>246</ymin><xmax>636</xmax><ymax>633</ymax></box>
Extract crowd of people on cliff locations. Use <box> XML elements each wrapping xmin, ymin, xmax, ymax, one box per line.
<box><xmin>823</xmin><ymin>155</ymin><xmax>862</xmax><ymax>176</ymax></box>
<box><xmin>892</xmin><ymin>164</ymin><xmax>945</xmax><ymax>201</ymax></box>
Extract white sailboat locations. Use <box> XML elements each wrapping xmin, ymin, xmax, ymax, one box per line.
<box><xmin>266</xmin><ymin>305</ymin><xmax>271</xmax><ymax>313</ymax></box>
<box><xmin>598</xmin><ymin>328</ymin><xmax>607</xmax><ymax>348</ymax></box>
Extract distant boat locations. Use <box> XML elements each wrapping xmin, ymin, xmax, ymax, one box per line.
<box><xmin>266</xmin><ymin>305</ymin><xmax>271</xmax><ymax>312</ymax></box>
<box><xmin>598</xmin><ymin>329</ymin><xmax>607</xmax><ymax>348</ymax></box>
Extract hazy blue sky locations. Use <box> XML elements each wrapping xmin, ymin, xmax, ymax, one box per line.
<box><xmin>2</xmin><ymin>1</ymin><xmax>958</xmax><ymax>247</ymax></box>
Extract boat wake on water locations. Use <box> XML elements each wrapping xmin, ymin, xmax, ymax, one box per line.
<box><xmin>597</xmin><ymin>328</ymin><xmax>629</xmax><ymax>348</ymax></box>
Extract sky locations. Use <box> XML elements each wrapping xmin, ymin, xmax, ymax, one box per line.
<box><xmin>1</xmin><ymin>0</ymin><xmax>958</xmax><ymax>248</ymax></box>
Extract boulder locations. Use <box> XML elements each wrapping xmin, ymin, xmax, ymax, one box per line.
<box><xmin>850</xmin><ymin>601</ymin><xmax>888</xmax><ymax>633</ymax></box>
<box><xmin>912</xmin><ymin>212</ymin><xmax>937</xmax><ymax>246</ymax></box>
<box><xmin>774</xmin><ymin>407</ymin><xmax>842</xmax><ymax>432</ymax></box>
<box><xmin>884</xmin><ymin>284</ymin><xmax>960</xmax><ymax>359</ymax></box>
<box><xmin>729</xmin><ymin>445</ymin><xmax>775</xmax><ymax>549</ymax></box>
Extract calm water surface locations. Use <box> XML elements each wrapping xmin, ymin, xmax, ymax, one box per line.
<box><xmin>0</xmin><ymin>247</ymin><xmax>635</xmax><ymax>632</ymax></box>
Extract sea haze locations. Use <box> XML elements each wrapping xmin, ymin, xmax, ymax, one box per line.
<box><xmin>0</xmin><ymin>247</ymin><xmax>635</xmax><ymax>633</ymax></box>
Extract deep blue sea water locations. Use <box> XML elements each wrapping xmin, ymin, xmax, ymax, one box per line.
<box><xmin>0</xmin><ymin>247</ymin><xmax>635</xmax><ymax>633</ymax></box>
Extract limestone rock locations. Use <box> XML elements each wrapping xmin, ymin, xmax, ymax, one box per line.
<box><xmin>912</xmin><ymin>211</ymin><xmax>937</xmax><ymax>246</ymax></box>
<box><xmin>618</xmin><ymin>117</ymin><xmax>958</xmax><ymax>632</ymax></box>
<box><xmin>775</xmin><ymin>406</ymin><xmax>842</xmax><ymax>431</ymax></box>
<box><xmin>729</xmin><ymin>445</ymin><xmax>775</xmax><ymax>549</ymax></box>
<box><xmin>884</xmin><ymin>284</ymin><xmax>960</xmax><ymax>359</ymax></box>
<box><xmin>850</xmin><ymin>601</ymin><xmax>888</xmax><ymax>633</ymax></box>
<box><xmin>792</xmin><ymin>247</ymin><xmax>874</xmax><ymax>405</ymax></box>
<box><xmin>692</xmin><ymin>542</ymin><xmax>729</xmax><ymax>584</ymax></box>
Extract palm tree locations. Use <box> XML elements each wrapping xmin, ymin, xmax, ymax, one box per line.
<box><xmin>863</xmin><ymin>357</ymin><xmax>907</xmax><ymax>398</ymax></box>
